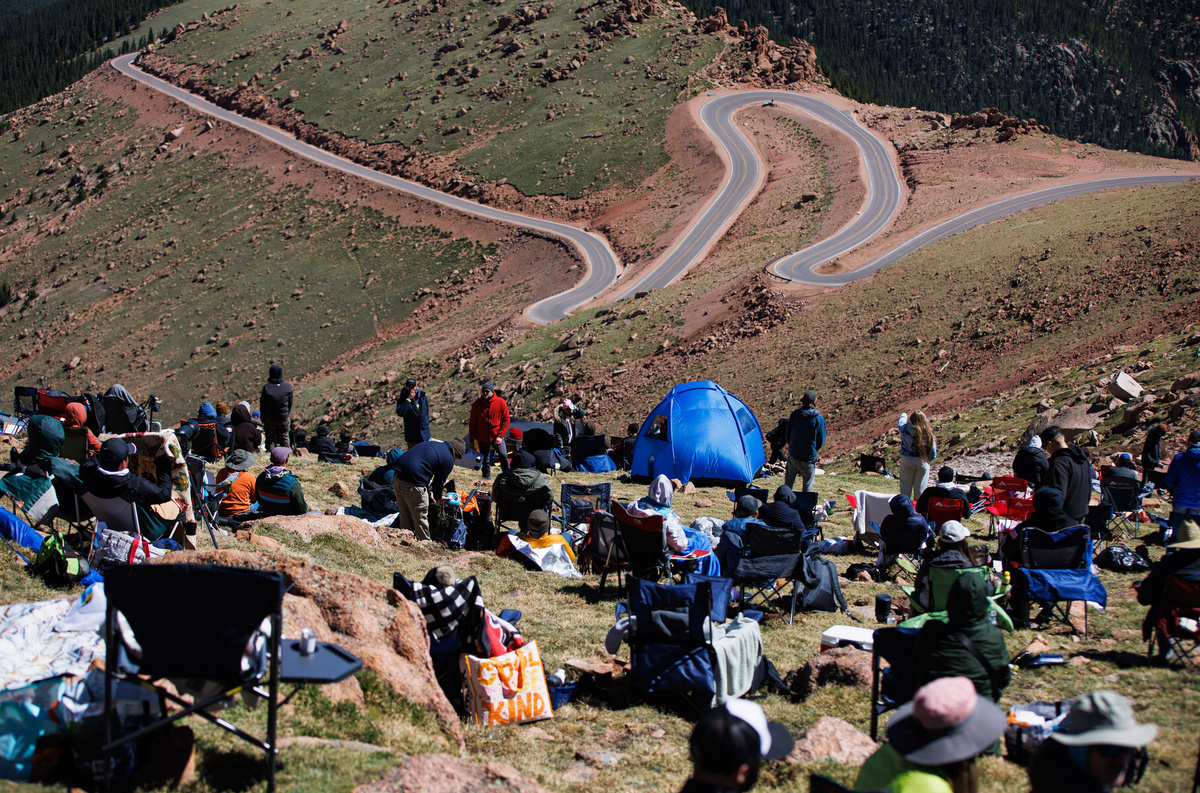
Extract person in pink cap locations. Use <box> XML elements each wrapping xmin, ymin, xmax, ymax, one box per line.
<box><xmin>854</xmin><ymin>676</ymin><xmax>1005</xmax><ymax>793</ymax></box>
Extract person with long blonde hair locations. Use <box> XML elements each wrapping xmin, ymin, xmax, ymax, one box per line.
<box><xmin>898</xmin><ymin>410</ymin><xmax>937</xmax><ymax>500</ymax></box>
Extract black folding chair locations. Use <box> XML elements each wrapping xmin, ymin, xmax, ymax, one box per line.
<box><xmin>560</xmin><ymin>482</ymin><xmax>611</xmax><ymax>533</ymax></box>
<box><xmin>1102</xmin><ymin>479</ymin><xmax>1143</xmax><ymax>541</ymax></box>
<box><xmin>579</xmin><ymin>510</ymin><xmax>627</xmax><ymax>594</ymax></box>
<box><xmin>869</xmin><ymin>626</ymin><xmax>921</xmax><ymax>740</ymax></box>
<box><xmin>491</xmin><ymin>471</ymin><xmax>555</xmax><ymax>534</ymax></box>
<box><xmin>103</xmin><ymin>564</ymin><xmax>362</xmax><ymax>793</ymax></box>
<box><xmin>732</xmin><ymin>523</ymin><xmax>804</xmax><ymax>624</ymax></box>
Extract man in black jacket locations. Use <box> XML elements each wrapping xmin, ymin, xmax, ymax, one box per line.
<box><xmin>391</xmin><ymin>438</ymin><xmax>465</xmax><ymax>540</ymax></box>
<box><xmin>395</xmin><ymin>378</ymin><xmax>431</xmax><ymax>449</ymax></box>
<box><xmin>79</xmin><ymin>438</ymin><xmax>179</xmax><ymax>538</ymax></box>
<box><xmin>1041</xmin><ymin>425</ymin><xmax>1095</xmax><ymax>524</ymax></box>
<box><xmin>259</xmin><ymin>364</ymin><xmax>293</xmax><ymax>452</ymax></box>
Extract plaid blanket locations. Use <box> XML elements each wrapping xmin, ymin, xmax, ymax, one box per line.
<box><xmin>406</xmin><ymin>576</ymin><xmax>486</xmax><ymax>641</ymax></box>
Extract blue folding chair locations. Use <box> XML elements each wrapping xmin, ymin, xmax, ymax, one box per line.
<box><xmin>619</xmin><ymin>577</ymin><xmax>716</xmax><ymax>711</ymax></box>
<box><xmin>1013</xmin><ymin>525</ymin><xmax>1107</xmax><ymax>637</ymax></box>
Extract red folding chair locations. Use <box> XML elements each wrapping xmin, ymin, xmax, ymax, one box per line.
<box><xmin>926</xmin><ymin>497</ymin><xmax>968</xmax><ymax>531</ymax></box>
<box><xmin>985</xmin><ymin>476</ymin><xmax>1031</xmax><ymax>537</ymax></box>
<box><xmin>1146</xmin><ymin>575</ymin><xmax>1200</xmax><ymax>668</ymax></box>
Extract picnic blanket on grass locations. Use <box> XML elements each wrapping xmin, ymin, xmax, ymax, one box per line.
<box><xmin>0</xmin><ymin>585</ymin><xmax>106</xmax><ymax>692</ymax></box>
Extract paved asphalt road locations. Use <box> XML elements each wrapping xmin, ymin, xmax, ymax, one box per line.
<box><xmin>111</xmin><ymin>54</ymin><xmax>620</xmax><ymax>324</ymax></box>
<box><xmin>617</xmin><ymin>91</ymin><xmax>903</xmax><ymax>297</ymax></box>
<box><xmin>114</xmin><ymin>54</ymin><xmax>1200</xmax><ymax>319</ymax></box>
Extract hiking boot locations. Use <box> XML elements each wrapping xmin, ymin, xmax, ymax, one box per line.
<box><xmin>481</xmin><ymin>466</ymin><xmax>491</xmax><ymax>480</ymax></box>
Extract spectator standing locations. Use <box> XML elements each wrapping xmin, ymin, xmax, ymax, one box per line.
<box><xmin>1041</xmin><ymin>425</ymin><xmax>1096</xmax><ymax>525</ymax></box>
<box><xmin>390</xmin><ymin>438</ymin><xmax>465</xmax><ymax>540</ymax></box>
<box><xmin>260</xmin><ymin>364</ymin><xmax>293</xmax><ymax>452</ymax></box>
<box><xmin>468</xmin><ymin>381</ymin><xmax>511</xmax><ymax>480</ymax></box>
<box><xmin>1012</xmin><ymin>435</ymin><xmax>1049</xmax><ymax>488</ymax></box>
<box><xmin>395</xmin><ymin>378</ymin><xmax>431</xmax><ymax>449</ymax></box>
<box><xmin>897</xmin><ymin>410</ymin><xmax>937</xmax><ymax>500</ymax></box>
<box><xmin>1141</xmin><ymin>423</ymin><xmax>1165</xmax><ymax>487</ymax></box>
<box><xmin>1028</xmin><ymin>691</ymin><xmax>1156</xmax><ymax>793</ymax></box>
<box><xmin>1164</xmin><ymin>429</ymin><xmax>1200</xmax><ymax>541</ymax></box>
<box><xmin>785</xmin><ymin>391</ymin><xmax>825</xmax><ymax>492</ymax></box>
<box><xmin>679</xmin><ymin>699</ymin><xmax>792</xmax><ymax>793</ymax></box>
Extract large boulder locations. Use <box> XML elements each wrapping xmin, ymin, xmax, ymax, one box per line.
<box><xmin>1107</xmin><ymin>372</ymin><xmax>1144</xmax><ymax>402</ymax></box>
<box><xmin>784</xmin><ymin>647</ymin><xmax>873</xmax><ymax>700</ymax></box>
<box><xmin>1022</xmin><ymin>403</ymin><xmax>1108</xmax><ymax>444</ymax></box>
<box><xmin>787</xmin><ymin>716</ymin><xmax>876</xmax><ymax>765</ymax></box>
<box><xmin>154</xmin><ymin>549</ymin><xmax>463</xmax><ymax>750</ymax></box>
<box><xmin>354</xmin><ymin>754</ymin><xmax>549</xmax><ymax>793</ymax></box>
<box><xmin>258</xmin><ymin>513</ymin><xmax>383</xmax><ymax>546</ymax></box>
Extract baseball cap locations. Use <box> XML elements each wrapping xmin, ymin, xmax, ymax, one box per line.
<box><xmin>690</xmin><ymin>699</ymin><xmax>793</xmax><ymax>772</ymax></box>
<box><xmin>99</xmin><ymin>437</ymin><xmax>138</xmax><ymax>468</ymax></box>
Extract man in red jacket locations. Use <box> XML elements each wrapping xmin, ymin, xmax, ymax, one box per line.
<box><xmin>469</xmin><ymin>381</ymin><xmax>511</xmax><ymax>479</ymax></box>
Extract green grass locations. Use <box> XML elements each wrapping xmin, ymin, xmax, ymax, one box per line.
<box><xmin>4</xmin><ymin>452</ymin><xmax>1196</xmax><ymax>792</ymax></box>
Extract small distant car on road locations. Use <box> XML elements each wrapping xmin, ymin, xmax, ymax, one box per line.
<box><xmin>762</xmin><ymin>100</ymin><xmax>776</xmax><ymax>107</ymax></box>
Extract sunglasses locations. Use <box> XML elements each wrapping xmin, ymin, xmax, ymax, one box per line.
<box><xmin>1096</xmin><ymin>744</ymin><xmax>1136</xmax><ymax>759</ymax></box>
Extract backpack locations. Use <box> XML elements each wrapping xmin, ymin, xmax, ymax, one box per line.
<box><xmin>30</xmin><ymin>531</ymin><xmax>90</xmax><ymax>586</ymax></box>
<box><xmin>358</xmin><ymin>476</ymin><xmax>397</xmax><ymax>518</ymax></box>
<box><xmin>193</xmin><ymin>422</ymin><xmax>226</xmax><ymax>462</ymax></box>
<box><xmin>430</xmin><ymin>502</ymin><xmax>467</xmax><ymax>550</ymax></box>
<box><xmin>794</xmin><ymin>551</ymin><xmax>853</xmax><ymax>615</ymax></box>
<box><xmin>1095</xmin><ymin>544</ymin><xmax>1151</xmax><ymax>573</ymax></box>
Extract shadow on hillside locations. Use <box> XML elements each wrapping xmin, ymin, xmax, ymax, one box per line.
<box><xmin>560</xmin><ymin>581</ymin><xmax>624</xmax><ymax>606</ymax></box>
<box><xmin>1079</xmin><ymin>648</ymin><xmax>1152</xmax><ymax>669</ymax></box>
<box><xmin>195</xmin><ymin>745</ymin><xmax>270</xmax><ymax>791</ymax></box>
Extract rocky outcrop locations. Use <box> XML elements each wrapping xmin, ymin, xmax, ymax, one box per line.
<box><xmin>950</xmin><ymin>106</ymin><xmax>1049</xmax><ymax>142</ymax></box>
<box><xmin>153</xmin><ymin>549</ymin><xmax>464</xmax><ymax>750</ymax></box>
<box><xmin>784</xmin><ymin>647</ymin><xmax>873</xmax><ymax>700</ymax></box>
<box><xmin>787</xmin><ymin>716</ymin><xmax>876</xmax><ymax>765</ymax></box>
<box><xmin>256</xmin><ymin>513</ymin><xmax>383</xmax><ymax>546</ymax></box>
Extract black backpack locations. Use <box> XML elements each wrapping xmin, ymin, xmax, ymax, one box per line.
<box><xmin>358</xmin><ymin>476</ymin><xmax>397</xmax><ymax>518</ymax></box>
<box><xmin>794</xmin><ymin>551</ymin><xmax>853</xmax><ymax>615</ymax></box>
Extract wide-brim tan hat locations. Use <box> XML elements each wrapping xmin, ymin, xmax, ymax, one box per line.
<box><xmin>1168</xmin><ymin>519</ymin><xmax>1200</xmax><ymax>549</ymax></box>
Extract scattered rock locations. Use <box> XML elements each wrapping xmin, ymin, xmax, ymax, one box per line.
<box><xmin>785</xmin><ymin>646</ymin><xmax>873</xmax><ymax>699</ymax></box>
<box><xmin>235</xmin><ymin>530</ymin><xmax>281</xmax><ymax>550</ymax></box>
<box><xmin>1107</xmin><ymin>372</ymin><xmax>1144</xmax><ymax>402</ymax></box>
<box><xmin>694</xmin><ymin>497</ymin><xmax>713</xmax><ymax>508</ymax></box>
<box><xmin>576</xmin><ymin>749</ymin><xmax>626</xmax><ymax>767</ymax></box>
<box><xmin>353</xmin><ymin>754</ymin><xmax>549</xmax><ymax>793</ymax></box>
<box><xmin>564</xmin><ymin>657</ymin><xmax>616</xmax><ymax>677</ymax></box>
<box><xmin>329</xmin><ymin>481</ymin><xmax>351</xmax><ymax>498</ymax></box>
<box><xmin>786</xmin><ymin>716</ymin><xmax>876</xmax><ymax>765</ymax></box>
<box><xmin>260</xmin><ymin>514</ymin><xmax>382</xmax><ymax>546</ymax></box>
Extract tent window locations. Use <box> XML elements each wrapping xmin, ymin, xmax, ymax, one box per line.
<box><xmin>735</xmin><ymin>408</ymin><xmax>756</xmax><ymax>436</ymax></box>
<box><xmin>647</xmin><ymin>415</ymin><xmax>669</xmax><ymax>441</ymax></box>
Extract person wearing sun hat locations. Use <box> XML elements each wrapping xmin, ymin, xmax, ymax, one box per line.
<box><xmin>855</xmin><ymin>676</ymin><xmax>1005</xmax><ymax>793</ymax></box>
<box><xmin>1028</xmin><ymin>690</ymin><xmax>1156</xmax><ymax>793</ymax></box>
<box><xmin>216</xmin><ymin>448</ymin><xmax>257</xmax><ymax>520</ymax></box>
<box><xmin>680</xmin><ymin>698</ymin><xmax>794</xmax><ymax>792</ymax></box>
<box><xmin>1136</xmin><ymin>518</ymin><xmax>1200</xmax><ymax>606</ymax></box>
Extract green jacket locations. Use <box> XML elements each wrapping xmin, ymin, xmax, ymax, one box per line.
<box><xmin>855</xmin><ymin>743</ymin><xmax>952</xmax><ymax>793</ymax></box>
<box><xmin>913</xmin><ymin>571</ymin><xmax>1011</xmax><ymax>699</ymax></box>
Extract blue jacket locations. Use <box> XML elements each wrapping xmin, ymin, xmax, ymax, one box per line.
<box><xmin>392</xmin><ymin>439</ymin><xmax>454</xmax><ymax>500</ymax></box>
<box><xmin>395</xmin><ymin>389</ymin><xmax>431</xmax><ymax>444</ymax></box>
<box><xmin>786</xmin><ymin>407</ymin><xmax>826</xmax><ymax>463</ymax></box>
<box><xmin>1166</xmin><ymin>446</ymin><xmax>1200</xmax><ymax>514</ymax></box>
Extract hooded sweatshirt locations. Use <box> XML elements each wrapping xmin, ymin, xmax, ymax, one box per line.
<box><xmin>786</xmin><ymin>405</ymin><xmax>826</xmax><ymax>463</ymax></box>
<box><xmin>1165</xmin><ymin>445</ymin><xmax>1200</xmax><ymax>514</ymax></box>
<box><xmin>63</xmin><ymin>402</ymin><xmax>101</xmax><ymax>452</ymax></box>
<box><xmin>1046</xmin><ymin>444</ymin><xmax>1095</xmax><ymax>523</ymax></box>
<box><xmin>1013</xmin><ymin>440</ymin><xmax>1050</xmax><ymax>487</ymax></box>
<box><xmin>260</xmin><ymin>365</ymin><xmax>293</xmax><ymax>424</ymax></box>
<box><xmin>757</xmin><ymin>485</ymin><xmax>806</xmax><ymax>531</ymax></box>
<box><xmin>913</xmin><ymin>572</ymin><xmax>1010</xmax><ymax>699</ymax></box>
<box><xmin>878</xmin><ymin>494</ymin><xmax>929</xmax><ymax>553</ymax></box>
<box><xmin>309</xmin><ymin>425</ymin><xmax>339</xmax><ymax>457</ymax></box>
<box><xmin>230</xmin><ymin>403</ymin><xmax>262</xmax><ymax>453</ymax></box>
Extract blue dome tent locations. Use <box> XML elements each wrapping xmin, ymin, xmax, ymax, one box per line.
<box><xmin>631</xmin><ymin>381</ymin><xmax>765</xmax><ymax>483</ymax></box>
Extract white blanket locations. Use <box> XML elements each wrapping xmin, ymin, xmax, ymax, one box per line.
<box><xmin>852</xmin><ymin>490</ymin><xmax>896</xmax><ymax>537</ymax></box>
<box><xmin>0</xmin><ymin>586</ymin><xmax>106</xmax><ymax>692</ymax></box>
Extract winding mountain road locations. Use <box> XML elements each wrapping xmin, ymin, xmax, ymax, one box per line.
<box><xmin>113</xmin><ymin>53</ymin><xmax>1200</xmax><ymax>322</ymax></box>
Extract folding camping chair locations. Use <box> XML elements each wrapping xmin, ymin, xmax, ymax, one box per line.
<box><xmin>610</xmin><ymin>501</ymin><xmax>711</xmax><ymax>582</ymax></box>
<box><xmin>1101</xmin><ymin>479</ymin><xmax>1143</xmax><ymax>541</ymax></box>
<box><xmin>985</xmin><ymin>476</ymin><xmax>1031</xmax><ymax>537</ymax></box>
<box><xmin>619</xmin><ymin>576</ymin><xmax>717</xmax><ymax>711</ymax></box>
<box><xmin>730</xmin><ymin>522</ymin><xmax>805</xmax><ymax>624</ymax></box>
<box><xmin>101</xmin><ymin>388</ymin><xmax>149</xmax><ymax>434</ymax></box>
<box><xmin>791</xmin><ymin>490</ymin><xmax>824</xmax><ymax>542</ymax></box>
<box><xmin>869</xmin><ymin>626</ymin><xmax>920</xmax><ymax>740</ymax></box>
<box><xmin>873</xmin><ymin>521</ymin><xmax>929</xmax><ymax>582</ymax></box>
<box><xmin>1013</xmin><ymin>525</ymin><xmax>1107</xmax><ymax>637</ymax></box>
<box><xmin>901</xmin><ymin>566</ymin><xmax>1013</xmax><ymax>631</ymax></box>
<box><xmin>925</xmin><ymin>496</ymin><xmax>968</xmax><ymax>532</ymax></box>
<box><xmin>12</xmin><ymin>386</ymin><xmax>37</xmax><ymax>431</ymax></box>
<box><xmin>491</xmin><ymin>469</ymin><xmax>556</xmax><ymax>535</ymax></box>
<box><xmin>1144</xmin><ymin>575</ymin><xmax>1200</xmax><ymax>668</ymax></box>
<box><xmin>559</xmin><ymin>482</ymin><xmax>611</xmax><ymax>539</ymax></box>
<box><xmin>0</xmin><ymin>471</ymin><xmax>60</xmax><ymax>529</ymax></box>
<box><xmin>579</xmin><ymin>510</ymin><xmax>627</xmax><ymax>594</ymax></box>
<box><xmin>521</xmin><ymin>428</ymin><xmax>556</xmax><ymax>453</ymax></box>
<box><xmin>60</xmin><ymin>426</ymin><xmax>90</xmax><ymax>465</ymax></box>
<box><xmin>186</xmin><ymin>454</ymin><xmax>223</xmax><ymax>549</ymax></box>
<box><xmin>102</xmin><ymin>564</ymin><xmax>363</xmax><ymax>793</ymax></box>
<box><xmin>81</xmin><ymin>492</ymin><xmax>185</xmax><ymax>545</ymax></box>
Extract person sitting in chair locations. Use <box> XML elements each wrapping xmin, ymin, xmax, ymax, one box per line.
<box><xmin>911</xmin><ymin>520</ymin><xmax>988</xmax><ymax>611</ymax></box>
<box><xmin>1136</xmin><ymin>519</ymin><xmax>1200</xmax><ymax>606</ymax></box>
<box><xmin>63</xmin><ymin>402</ymin><xmax>101</xmax><ymax>454</ymax></box>
<box><xmin>715</xmin><ymin>495</ymin><xmax>769</xmax><ymax>577</ymax></box>
<box><xmin>196</xmin><ymin>401</ymin><xmax>231</xmax><ymax>449</ymax></box>
<box><xmin>216</xmin><ymin>449</ymin><xmax>258</xmax><ymax>523</ymax></box>
<box><xmin>229</xmin><ymin>403</ymin><xmax>262</xmax><ymax>453</ymax></box>
<box><xmin>255</xmin><ymin>446</ymin><xmax>309</xmax><ymax>516</ymax></box>
<box><xmin>627</xmin><ymin>474</ymin><xmax>720</xmax><ymax>576</ymax></box>
<box><xmin>757</xmin><ymin>485</ymin><xmax>807</xmax><ymax>532</ymax></box>
<box><xmin>515</xmin><ymin>509</ymin><xmax>576</xmax><ymax>564</ymax></box>
<box><xmin>80</xmin><ymin>437</ymin><xmax>180</xmax><ymax>538</ymax></box>
<box><xmin>1013</xmin><ymin>435</ymin><xmax>1049</xmax><ymax>488</ymax></box>
<box><xmin>878</xmin><ymin>494</ymin><xmax>930</xmax><ymax>551</ymax></box>
<box><xmin>1028</xmin><ymin>690</ymin><xmax>1156</xmax><ymax>793</ymax></box>
<box><xmin>913</xmin><ymin>572</ymin><xmax>1010</xmax><ymax>701</ymax></box>
<box><xmin>1100</xmin><ymin>452</ymin><xmax>1142</xmax><ymax>497</ymax></box>
<box><xmin>915</xmin><ymin>466</ymin><xmax>972</xmax><ymax>518</ymax></box>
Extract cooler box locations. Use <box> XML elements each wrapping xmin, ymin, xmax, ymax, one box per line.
<box><xmin>820</xmin><ymin>625</ymin><xmax>875</xmax><ymax>653</ymax></box>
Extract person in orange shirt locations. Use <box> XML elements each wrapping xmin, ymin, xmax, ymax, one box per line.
<box><xmin>63</xmin><ymin>402</ymin><xmax>101</xmax><ymax>453</ymax></box>
<box><xmin>216</xmin><ymin>448</ymin><xmax>257</xmax><ymax>521</ymax></box>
